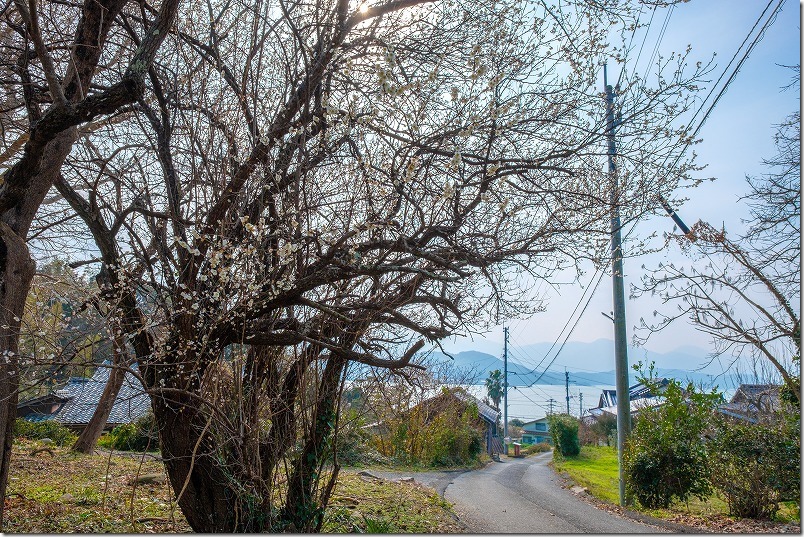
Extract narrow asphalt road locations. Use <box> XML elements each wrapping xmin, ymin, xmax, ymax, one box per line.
<box><xmin>371</xmin><ymin>452</ymin><xmax>666</xmax><ymax>533</ymax></box>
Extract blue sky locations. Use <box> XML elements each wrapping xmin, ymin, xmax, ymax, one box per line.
<box><xmin>446</xmin><ymin>0</ymin><xmax>800</xmax><ymax>366</ymax></box>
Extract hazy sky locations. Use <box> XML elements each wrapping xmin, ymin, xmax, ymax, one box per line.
<box><xmin>445</xmin><ymin>0</ymin><xmax>800</xmax><ymax>362</ymax></box>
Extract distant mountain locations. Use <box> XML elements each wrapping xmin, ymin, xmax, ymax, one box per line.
<box><xmin>515</xmin><ymin>338</ymin><xmax>717</xmax><ymax>372</ymax></box>
<box><xmin>428</xmin><ymin>340</ymin><xmax>741</xmax><ymax>391</ymax></box>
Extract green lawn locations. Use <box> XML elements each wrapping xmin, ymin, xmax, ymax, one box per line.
<box><xmin>553</xmin><ymin>445</ymin><xmax>800</xmax><ymax>526</ymax></box>
<box><xmin>552</xmin><ymin>445</ymin><xmax>620</xmax><ymax>504</ymax></box>
<box><xmin>553</xmin><ymin>445</ymin><xmax>734</xmax><ymax>514</ymax></box>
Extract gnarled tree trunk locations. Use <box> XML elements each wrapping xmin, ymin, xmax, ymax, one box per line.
<box><xmin>0</xmin><ymin>223</ymin><xmax>35</xmax><ymax>527</ymax></box>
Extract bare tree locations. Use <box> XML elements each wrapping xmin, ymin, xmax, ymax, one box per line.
<box><xmin>29</xmin><ymin>0</ymin><xmax>707</xmax><ymax>531</ymax></box>
<box><xmin>17</xmin><ymin>260</ymin><xmax>108</xmax><ymax>399</ymax></box>
<box><xmin>0</xmin><ymin>0</ymin><xmax>180</xmax><ymax>525</ymax></box>
<box><xmin>634</xmin><ymin>82</ymin><xmax>800</xmax><ymax>401</ymax></box>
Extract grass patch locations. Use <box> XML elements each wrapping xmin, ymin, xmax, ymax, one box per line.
<box><xmin>554</xmin><ymin>445</ymin><xmax>734</xmax><ymax>514</ymax></box>
<box><xmin>7</xmin><ymin>438</ymin><xmax>462</xmax><ymax>533</ymax></box>
<box><xmin>775</xmin><ymin>502</ymin><xmax>801</xmax><ymax>524</ymax></box>
<box><xmin>552</xmin><ymin>445</ymin><xmax>619</xmax><ymax>504</ymax></box>
<box><xmin>553</xmin><ymin>445</ymin><xmax>800</xmax><ymax>529</ymax></box>
<box><xmin>325</xmin><ymin>473</ymin><xmax>460</xmax><ymax>533</ymax></box>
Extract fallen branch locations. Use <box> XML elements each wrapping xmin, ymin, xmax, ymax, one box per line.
<box><xmin>29</xmin><ymin>447</ymin><xmax>55</xmax><ymax>457</ymax></box>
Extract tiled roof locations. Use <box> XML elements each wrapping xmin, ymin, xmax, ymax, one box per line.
<box><xmin>453</xmin><ymin>389</ymin><xmax>500</xmax><ymax>424</ymax></box>
<box><xmin>731</xmin><ymin>384</ymin><xmax>780</xmax><ymax>404</ymax></box>
<box><xmin>718</xmin><ymin>384</ymin><xmax>782</xmax><ymax>423</ymax></box>
<box><xmin>52</xmin><ymin>362</ymin><xmax>150</xmax><ymax>426</ymax></box>
<box><xmin>475</xmin><ymin>397</ymin><xmax>501</xmax><ymax>424</ymax></box>
<box><xmin>592</xmin><ymin>379</ymin><xmax>669</xmax><ymax>409</ymax></box>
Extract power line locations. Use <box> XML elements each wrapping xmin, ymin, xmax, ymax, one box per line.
<box><xmin>641</xmin><ymin>3</ymin><xmax>675</xmax><ymax>86</ymax></box>
<box><xmin>683</xmin><ymin>0</ymin><xmax>784</xmax><ymax>145</ymax></box>
<box><xmin>525</xmin><ymin>270</ymin><xmax>607</xmax><ymax>387</ymax></box>
<box><xmin>491</xmin><ymin>1</ymin><xmax>783</xmax><ymax>399</ymax></box>
<box><xmin>509</xmin><ymin>386</ymin><xmax>552</xmax><ymax>413</ymax></box>
<box><xmin>655</xmin><ymin>0</ymin><xmax>786</xmax><ymax>227</ymax></box>
<box><xmin>617</xmin><ymin>3</ymin><xmax>655</xmax><ymax>90</ymax></box>
<box><xmin>508</xmin><ymin>268</ymin><xmax>605</xmax><ymax>377</ymax></box>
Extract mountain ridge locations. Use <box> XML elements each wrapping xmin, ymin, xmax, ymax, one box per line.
<box><xmin>428</xmin><ymin>339</ymin><xmax>741</xmax><ymax>390</ymax></box>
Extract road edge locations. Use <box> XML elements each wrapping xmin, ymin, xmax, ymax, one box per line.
<box><xmin>548</xmin><ymin>458</ymin><xmax>705</xmax><ymax>533</ymax></box>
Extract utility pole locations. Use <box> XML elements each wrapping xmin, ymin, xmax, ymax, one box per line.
<box><xmin>605</xmin><ymin>63</ymin><xmax>631</xmax><ymax>507</ymax></box>
<box><xmin>565</xmin><ymin>370</ymin><xmax>571</xmax><ymax>414</ymax></box>
<box><xmin>503</xmin><ymin>326</ymin><xmax>509</xmax><ymax>442</ymax></box>
<box><xmin>579</xmin><ymin>393</ymin><xmax>583</xmax><ymax>417</ymax></box>
<box><xmin>547</xmin><ymin>398</ymin><xmax>556</xmax><ymax>415</ymax></box>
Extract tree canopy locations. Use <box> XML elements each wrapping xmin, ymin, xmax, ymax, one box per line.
<box><xmin>1</xmin><ymin>0</ymin><xmax>710</xmax><ymax>530</ymax></box>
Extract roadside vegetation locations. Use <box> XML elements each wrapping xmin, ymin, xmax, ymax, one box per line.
<box><xmin>6</xmin><ymin>437</ymin><xmax>462</xmax><ymax>533</ymax></box>
<box><xmin>551</xmin><ymin>376</ymin><xmax>801</xmax><ymax>533</ymax></box>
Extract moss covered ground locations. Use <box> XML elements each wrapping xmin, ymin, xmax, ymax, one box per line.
<box><xmin>5</xmin><ymin>439</ymin><xmax>463</xmax><ymax>533</ymax></box>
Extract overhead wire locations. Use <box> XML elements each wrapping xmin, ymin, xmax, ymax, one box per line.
<box><xmin>524</xmin><ymin>269</ymin><xmax>606</xmax><ymax>387</ymax></box>
<box><xmin>674</xmin><ymin>0</ymin><xmax>784</xmax><ymax>166</ymax></box>
<box><xmin>641</xmin><ymin>3</ymin><xmax>675</xmax><ymax>87</ymax></box>
<box><xmin>508</xmin><ymin>266</ymin><xmax>605</xmax><ymax>378</ymax></box>
<box><xmin>493</xmin><ymin>4</ymin><xmax>663</xmax><ymax>391</ymax></box>
<box><xmin>616</xmin><ymin>2</ymin><xmax>654</xmax><ymax>90</ymax></box>
<box><xmin>497</xmin><ymin>2</ymin><xmax>785</xmax><ymax>417</ymax></box>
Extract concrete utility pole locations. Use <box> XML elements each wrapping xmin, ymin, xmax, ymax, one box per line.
<box><xmin>548</xmin><ymin>398</ymin><xmax>556</xmax><ymax>415</ymax></box>
<box><xmin>579</xmin><ymin>393</ymin><xmax>583</xmax><ymax>417</ymax></box>
<box><xmin>565</xmin><ymin>370</ymin><xmax>571</xmax><ymax>414</ymax></box>
<box><xmin>503</xmin><ymin>326</ymin><xmax>509</xmax><ymax>442</ymax></box>
<box><xmin>605</xmin><ymin>63</ymin><xmax>631</xmax><ymax>507</ymax></box>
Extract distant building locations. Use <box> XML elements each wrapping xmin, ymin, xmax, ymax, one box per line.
<box><xmin>521</xmin><ymin>416</ymin><xmax>552</xmax><ymax>445</ymax></box>
<box><xmin>586</xmin><ymin>378</ymin><xmax>670</xmax><ymax>420</ymax></box>
<box><xmin>365</xmin><ymin>387</ymin><xmax>504</xmax><ymax>456</ymax></box>
<box><xmin>17</xmin><ymin>362</ymin><xmax>150</xmax><ymax>431</ymax></box>
<box><xmin>717</xmin><ymin>384</ymin><xmax>781</xmax><ymax>424</ymax></box>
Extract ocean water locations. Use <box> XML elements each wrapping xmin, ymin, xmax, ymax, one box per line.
<box><xmin>466</xmin><ymin>383</ymin><xmax>613</xmax><ymax>421</ymax></box>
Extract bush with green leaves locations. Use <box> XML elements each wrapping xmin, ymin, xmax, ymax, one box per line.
<box><xmin>97</xmin><ymin>412</ymin><xmax>158</xmax><ymax>452</ymax></box>
<box><xmin>623</xmin><ymin>380</ymin><xmax>719</xmax><ymax>509</ymax></box>
<box><xmin>587</xmin><ymin>413</ymin><xmax>617</xmax><ymax>447</ymax></box>
<box><xmin>14</xmin><ymin>418</ymin><xmax>77</xmax><ymax>446</ymax></box>
<box><xmin>547</xmin><ymin>414</ymin><xmax>580</xmax><ymax>457</ymax></box>
<box><xmin>423</xmin><ymin>411</ymin><xmax>483</xmax><ymax>467</ymax></box>
<box><xmin>335</xmin><ymin>409</ymin><xmax>386</xmax><ymax>466</ymax></box>
<box><xmin>380</xmin><ymin>392</ymin><xmax>486</xmax><ymax>467</ymax></box>
<box><xmin>524</xmin><ymin>442</ymin><xmax>551</xmax><ymax>454</ymax></box>
<box><xmin>709</xmin><ymin>413</ymin><xmax>800</xmax><ymax>519</ymax></box>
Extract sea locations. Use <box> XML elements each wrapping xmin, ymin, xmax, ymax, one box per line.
<box><xmin>466</xmin><ymin>383</ymin><xmax>612</xmax><ymax>421</ymax></box>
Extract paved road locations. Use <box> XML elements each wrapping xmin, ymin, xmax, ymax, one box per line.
<box><xmin>371</xmin><ymin>452</ymin><xmax>666</xmax><ymax>533</ymax></box>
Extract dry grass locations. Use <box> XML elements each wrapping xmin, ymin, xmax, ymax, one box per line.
<box><xmin>6</xmin><ymin>439</ymin><xmax>190</xmax><ymax>533</ymax></box>
<box><xmin>325</xmin><ymin>473</ymin><xmax>463</xmax><ymax>533</ymax></box>
<box><xmin>5</xmin><ymin>439</ymin><xmax>463</xmax><ymax>533</ymax></box>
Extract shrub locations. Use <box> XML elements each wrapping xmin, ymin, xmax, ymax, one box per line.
<box><xmin>335</xmin><ymin>410</ymin><xmax>385</xmax><ymax>466</ymax></box>
<box><xmin>547</xmin><ymin>414</ymin><xmax>580</xmax><ymax>457</ymax></box>
<box><xmin>524</xmin><ymin>442</ymin><xmax>551</xmax><ymax>454</ymax></box>
<box><xmin>587</xmin><ymin>413</ymin><xmax>617</xmax><ymax>447</ymax></box>
<box><xmin>14</xmin><ymin>418</ymin><xmax>77</xmax><ymax>446</ymax></box>
<box><xmin>379</xmin><ymin>392</ymin><xmax>486</xmax><ymax>467</ymax></box>
<box><xmin>97</xmin><ymin>412</ymin><xmax>158</xmax><ymax>452</ymax></box>
<box><xmin>709</xmin><ymin>414</ymin><xmax>801</xmax><ymax>519</ymax></box>
<box><xmin>623</xmin><ymin>380</ymin><xmax>718</xmax><ymax>509</ymax></box>
<box><xmin>424</xmin><ymin>413</ymin><xmax>483</xmax><ymax>467</ymax></box>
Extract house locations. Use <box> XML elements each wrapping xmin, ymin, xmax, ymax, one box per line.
<box><xmin>17</xmin><ymin>389</ymin><xmax>73</xmax><ymax>419</ymax></box>
<box><xmin>368</xmin><ymin>387</ymin><xmax>504</xmax><ymax>457</ymax></box>
<box><xmin>18</xmin><ymin>362</ymin><xmax>150</xmax><ymax>431</ymax></box>
<box><xmin>424</xmin><ymin>388</ymin><xmax>504</xmax><ymax>456</ymax></box>
<box><xmin>521</xmin><ymin>416</ymin><xmax>551</xmax><ymax>445</ymax></box>
<box><xmin>717</xmin><ymin>384</ymin><xmax>781</xmax><ymax>424</ymax></box>
<box><xmin>586</xmin><ymin>378</ymin><xmax>669</xmax><ymax>420</ymax></box>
